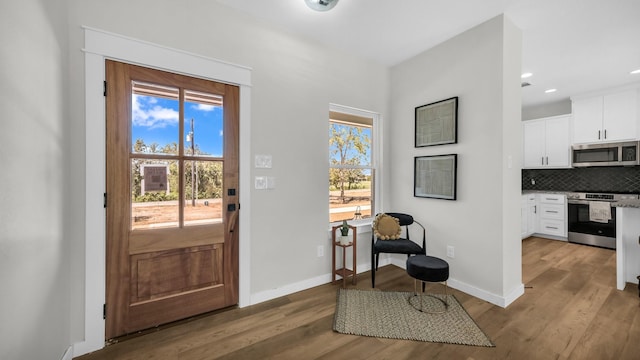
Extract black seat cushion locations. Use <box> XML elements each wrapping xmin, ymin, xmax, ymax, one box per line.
<box><xmin>406</xmin><ymin>255</ymin><xmax>449</xmax><ymax>282</ymax></box>
<box><xmin>373</xmin><ymin>239</ymin><xmax>423</xmax><ymax>254</ymax></box>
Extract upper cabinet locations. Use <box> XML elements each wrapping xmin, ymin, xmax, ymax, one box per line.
<box><xmin>523</xmin><ymin>115</ymin><xmax>571</xmax><ymax>169</ymax></box>
<box><xmin>572</xmin><ymin>88</ymin><xmax>639</xmax><ymax>144</ymax></box>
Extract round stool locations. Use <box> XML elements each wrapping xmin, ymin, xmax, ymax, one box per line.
<box><xmin>406</xmin><ymin>255</ymin><xmax>450</xmax><ymax>313</ymax></box>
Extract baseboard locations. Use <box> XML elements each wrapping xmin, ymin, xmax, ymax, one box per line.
<box><xmin>503</xmin><ymin>283</ymin><xmax>526</xmax><ymax>307</ymax></box>
<box><xmin>249</xmin><ymin>259</ymin><xmax>384</xmax><ymax>305</ymax></box>
<box><xmin>390</xmin><ymin>256</ymin><xmax>524</xmax><ymax>308</ymax></box>
<box><xmin>250</xmin><ymin>273</ymin><xmax>332</xmax><ymax>305</ymax></box>
<box><xmin>61</xmin><ymin>346</ymin><xmax>73</xmax><ymax>360</ymax></box>
<box><xmin>251</xmin><ymin>256</ymin><xmax>525</xmax><ymax>309</ymax></box>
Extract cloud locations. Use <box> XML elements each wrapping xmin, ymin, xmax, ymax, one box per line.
<box><xmin>194</xmin><ymin>103</ymin><xmax>216</xmax><ymax>112</ymax></box>
<box><xmin>132</xmin><ymin>94</ymin><xmax>179</xmax><ymax>129</ymax></box>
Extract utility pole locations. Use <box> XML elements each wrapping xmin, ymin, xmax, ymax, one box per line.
<box><xmin>190</xmin><ymin>118</ymin><xmax>195</xmax><ymax>207</ymax></box>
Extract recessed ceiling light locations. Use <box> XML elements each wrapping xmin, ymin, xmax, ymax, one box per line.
<box><xmin>521</xmin><ymin>72</ymin><xmax>533</xmax><ymax>79</ymax></box>
<box><xmin>545</xmin><ymin>89</ymin><xmax>557</xmax><ymax>93</ymax></box>
<box><xmin>631</xmin><ymin>69</ymin><xmax>640</xmax><ymax>75</ymax></box>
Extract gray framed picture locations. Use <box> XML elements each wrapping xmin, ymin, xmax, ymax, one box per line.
<box><xmin>415</xmin><ymin>97</ymin><xmax>458</xmax><ymax>147</ymax></box>
<box><xmin>414</xmin><ymin>154</ymin><xmax>457</xmax><ymax>200</ymax></box>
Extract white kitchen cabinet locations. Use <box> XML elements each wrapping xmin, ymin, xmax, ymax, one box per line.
<box><xmin>572</xmin><ymin>88</ymin><xmax>639</xmax><ymax>144</ymax></box>
<box><xmin>527</xmin><ymin>198</ymin><xmax>536</xmax><ymax>236</ymax></box>
<box><xmin>521</xmin><ymin>194</ymin><xmax>537</xmax><ymax>239</ymax></box>
<box><xmin>523</xmin><ymin>115</ymin><xmax>571</xmax><ymax>168</ymax></box>
<box><xmin>536</xmin><ymin>193</ymin><xmax>567</xmax><ymax>239</ymax></box>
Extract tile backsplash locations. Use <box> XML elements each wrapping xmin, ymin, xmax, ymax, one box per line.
<box><xmin>522</xmin><ymin>166</ymin><xmax>640</xmax><ymax>193</ymax></box>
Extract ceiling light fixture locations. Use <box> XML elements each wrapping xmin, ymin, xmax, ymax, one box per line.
<box><xmin>305</xmin><ymin>0</ymin><xmax>339</xmax><ymax>12</ymax></box>
<box><xmin>521</xmin><ymin>72</ymin><xmax>533</xmax><ymax>79</ymax></box>
<box><xmin>631</xmin><ymin>69</ymin><xmax>640</xmax><ymax>75</ymax></box>
<box><xmin>545</xmin><ymin>88</ymin><xmax>557</xmax><ymax>93</ymax></box>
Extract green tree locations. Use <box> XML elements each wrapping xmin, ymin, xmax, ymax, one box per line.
<box><xmin>329</xmin><ymin>124</ymin><xmax>370</xmax><ymax>203</ymax></box>
<box><xmin>131</xmin><ymin>138</ymin><xmax>223</xmax><ymax>203</ymax></box>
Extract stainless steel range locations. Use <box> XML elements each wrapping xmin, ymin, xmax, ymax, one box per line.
<box><xmin>566</xmin><ymin>192</ymin><xmax>640</xmax><ymax>249</ymax></box>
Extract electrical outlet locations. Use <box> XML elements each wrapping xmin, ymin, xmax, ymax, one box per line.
<box><xmin>446</xmin><ymin>245</ymin><xmax>455</xmax><ymax>258</ymax></box>
<box><xmin>317</xmin><ymin>245</ymin><xmax>324</xmax><ymax>257</ymax></box>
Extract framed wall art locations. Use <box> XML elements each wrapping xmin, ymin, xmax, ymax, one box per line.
<box><xmin>415</xmin><ymin>96</ymin><xmax>458</xmax><ymax>147</ymax></box>
<box><xmin>414</xmin><ymin>154</ymin><xmax>457</xmax><ymax>200</ymax></box>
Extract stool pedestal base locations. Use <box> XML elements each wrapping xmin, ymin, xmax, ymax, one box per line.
<box><xmin>408</xmin><ymin>279</ymin><xmax>449</xmax><ymax>313</ymax></box>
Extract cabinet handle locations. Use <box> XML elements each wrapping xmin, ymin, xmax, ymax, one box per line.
<box><xmin>598</xmin><ymin>130</ymin><xmax>601</xmax><ymax>140</ymax></box>
<box><xmin>546</xmin><ymin>156</ymin><xmax>549</xmax><ymax>165</ymax></box>
<box><xmin>547</xmin><ymin>210</ymin><xmax>558</xmax><ymax>213</ymax></box>
<box><xmin>604</xmin><ymin>129</ymin><xmax>607</xmax><ymax>139</ymax></box>
<box><xmin>541</xmin><ymin>157</ymin><xmax>544</xmax><ymax>165</ymax></box>
<box><xmin>534</xmin><ymin>205</ymin><xmax>536</xmax><ymax>214</ymax></box>
<box><xmin>547</xmin><ymin>226</ymin><xmax>558</xmax><ymax>230</ymax></box>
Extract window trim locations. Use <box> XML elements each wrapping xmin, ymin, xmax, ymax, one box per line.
<box><xmin>329</xmin><ymin>103</ymin><xmax>382</xmax><ymax>227</ymax></box>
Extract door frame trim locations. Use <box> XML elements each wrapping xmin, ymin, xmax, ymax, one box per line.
<box><xmin>76</xmin><ymin>27</ymin><xmax>252</xmax><ymax>357</ymax></box>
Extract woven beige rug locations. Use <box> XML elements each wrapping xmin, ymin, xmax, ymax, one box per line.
<box><xmin>333</xmin><ymin>288</ymin><xmax>494</xmax><ymax>347</ymax></box>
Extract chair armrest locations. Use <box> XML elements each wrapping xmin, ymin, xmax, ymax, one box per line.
<box><xmin>413</xmin><ymin>219</ymin><xmax>427</xmax><ymax>253</ymax></box>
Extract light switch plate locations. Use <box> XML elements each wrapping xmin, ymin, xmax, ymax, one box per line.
<box><xmin>255</xmin><ymin>176</ymin><xmax>266</xmax><ymax>189</ymax></box>
<box><xmin>255</xmin><ymin>154</ymin><xmax>272</xmax><ymax>168</ymax></box>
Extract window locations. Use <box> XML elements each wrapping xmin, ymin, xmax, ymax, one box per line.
<box><xmin>329</xmin><ymin>106</ymin><xmax>378</xmax><ymax>223</ymax></box>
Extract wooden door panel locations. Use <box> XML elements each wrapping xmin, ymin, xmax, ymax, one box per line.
<box><xmin>130</xmin><ymin>244</ymin><xmax>224</xmax><ymax>303</ymax></box>
<box><xmin>127</xmin><ymin>286</ymin><xmax>228</xmax><ymax>332</ymax></box>
<box><xmin>129</xmin><ymin>225</ymin><xmax>225</xmax><ymax>254</ymax></box>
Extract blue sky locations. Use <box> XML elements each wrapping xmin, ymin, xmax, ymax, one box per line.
<box><xmin>131</xmin><ymin>94</ymin><xmax>223</xmax><ymax>156</ymax></box>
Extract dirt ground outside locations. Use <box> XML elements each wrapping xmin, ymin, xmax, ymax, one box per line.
<box><xmin>329</xmin><ymin>188</ymin><xmax>372</xmax><ymax>222</ymax></box>
<box><xmin>130</xmin><ymin>188</ymin><xmax>371</xmax><ymax>228</ymax></box>
<box><xmin>132</xmin><ymin>198</ymin><xmax>222</xmax><ymax>229</ymax></box>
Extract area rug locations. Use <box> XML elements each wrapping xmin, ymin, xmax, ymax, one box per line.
<box><xmin>332</xmin><ymin>288</ymin><xmax>494</xmax><ymax>347</ymax></box>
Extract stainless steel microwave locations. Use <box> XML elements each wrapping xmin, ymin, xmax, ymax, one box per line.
<box><xmin>572</xmin><ymin>141</ymin><xmax>640</xmax><ymax>167</ymax></box>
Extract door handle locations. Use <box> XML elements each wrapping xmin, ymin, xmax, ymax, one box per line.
<box><xmin>227</xmin><ymin>209</ymin><xmax>239</xmax><ymax>234</ymax></box>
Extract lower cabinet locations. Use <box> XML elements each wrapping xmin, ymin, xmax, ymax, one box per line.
<box><xmin>521</xmin><ymin>193</ymin><xmax>567</xmax><ymax>240</ymax></box>
<box><xmin>521</xmin><ymin>194</ymin><xmax>537</xmax><ymax>239</ymax></box>
<box><xmin>536</xmin><ymin>193</ymin><xmax>567</xmax><ymax>239</ymax></box>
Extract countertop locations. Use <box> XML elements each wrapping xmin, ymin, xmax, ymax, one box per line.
<box><xmin>522</xmin><ymin>190</ymin><xmax>640</xmax><ymax>208</ymax></box>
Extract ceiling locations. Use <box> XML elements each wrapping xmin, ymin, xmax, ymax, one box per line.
<box><xmin>216</xmin><ymin>0</ymin><xmax>640</xmax><ymax>109</ymax></box>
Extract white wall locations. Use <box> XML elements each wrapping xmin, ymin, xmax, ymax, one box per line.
<box><xmin>522</xmin><ymin>99</ymin><xmax>572</xmax><ymax>120</ymax></box>
<box><xmin>66</xmin><ymin>0</ymin><xmax>389</xmax><ymax>350</ymax></box>
<box><xmin>0</xmin><ymin>0</ymin><xmax>71</xmax><ymax>359</ymax></box>
<box><xmin>388</xmin><ymin>15</ymin><xmax>523</xmax><ymax>306</ymax></box>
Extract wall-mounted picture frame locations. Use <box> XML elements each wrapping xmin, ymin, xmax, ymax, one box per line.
<box><xmin>415</xmin><ymin>96</ymin><xmax>458</xmax><ymax>147</ymax></box>
<box><xmin>414</xmin><ymin>154</ymin><xmax>457</xmax><ymax>200</ymax></box>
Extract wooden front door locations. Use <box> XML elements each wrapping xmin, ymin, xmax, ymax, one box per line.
<box><xmin>105</xmin><ymin>60</ymin><xmax>239</xmax><ymax>339</ymax></box>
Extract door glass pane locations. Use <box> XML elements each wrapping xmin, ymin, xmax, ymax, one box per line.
<box><xmin>131</xmin><ymin>81</ymin><xmax>180</xmax><ymax>155</ymax></box>
<box><xmin>131</xmin><ymin>159</ymin><xmax>179</xmax><ymax>230</ymax></box>
<box><xmin>184</xmin><ymin>89</ymin><xmax>224</xmax><ymax>157</ymax></box>
<box><xmin>184</xmin><ymin>160</ymin><xmax>224</xmax><ymax>226</ymax></box>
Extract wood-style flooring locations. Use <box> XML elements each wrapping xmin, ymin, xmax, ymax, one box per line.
<box><xmin>76</xmin><ymin>237</ymin><xmax>640</xmax><ymax>360</ymax></box>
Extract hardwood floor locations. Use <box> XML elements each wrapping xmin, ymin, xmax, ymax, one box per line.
<box><xmin>76</xmin><ymin>237</ymin><xmax>640</xmax><ymax>360</ymax></box>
